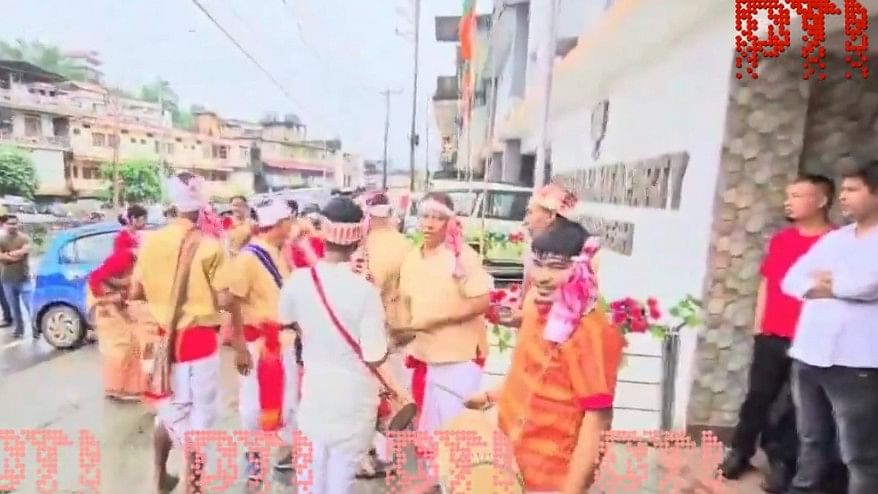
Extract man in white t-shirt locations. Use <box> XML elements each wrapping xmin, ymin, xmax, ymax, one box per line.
<box><xmin>278</xmin><ymin>196</ymin><xmax>405</xmax><ymax>494</ymax></box>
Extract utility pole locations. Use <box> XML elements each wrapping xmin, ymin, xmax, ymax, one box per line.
<box><xmin>408</xmin><ymin>0</ymin><xmax>422</xmax><ymax>192</ymax></box>
<box><xmin>105</xmin><ymin>91</ymin><xmax>122</xmax><ymax>208</ymax></box>
<box><xmin>423</xmin><ymin>98</ymin><xmax>430</xmax><ymax>190</ymax></box>
<box><xmin>533</xmin><ymin>0</ymin><xmax>560</xmax><ymax>188</ymax></box>
<box><xmin>380</xmin><ymin>88</ymin><xmax>401</xmax><ymax>190</ymax></box>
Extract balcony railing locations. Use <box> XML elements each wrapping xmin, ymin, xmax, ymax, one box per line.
<box><xmin>0</xmin><ymin>131</ymin><xmax>70</xmax><ymax>149</ymax></box>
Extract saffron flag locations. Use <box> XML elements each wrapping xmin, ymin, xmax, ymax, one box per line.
<box><xmin>459</xmin><ymin>0</ymin><xmax>477</xmax><ymax>61</ymax></box>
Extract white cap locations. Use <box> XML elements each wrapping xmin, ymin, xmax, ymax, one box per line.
<box><xmin>255</xmin><ymin>200</ymin><xmax>291</xmax><ymax>228</ymax></box>
<box><xmin>166</xmin><ymin>173</ymin><xmax>208</xmax><ymax>213</ymax></box>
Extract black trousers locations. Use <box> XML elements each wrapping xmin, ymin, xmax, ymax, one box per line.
<box><xmin>790</xmin><ymin>361</ymin><xmax>878</xmax><ymax>494</ymax></box>
<box><xmin>730</xmin><ymin>334</ymin><xmax>798</xmax><ymax>465</ymax></box>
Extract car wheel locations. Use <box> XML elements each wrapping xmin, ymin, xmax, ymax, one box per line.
<box><xmin>40</xmin><ymin>305</ymin><xmax>85</xmax><ymax>349</ymax></box>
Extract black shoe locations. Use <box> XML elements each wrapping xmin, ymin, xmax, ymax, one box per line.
<box><xmin>719</xmin><ymin>450</ymin><xmax>752</xmax><ymax>479</ymax></box>
<box><xmin>11</xmin><ymin>332</ymin><xmax>22</xmax><ymax>339</ymax></box>
<box><xmin>760</xmin><ymin>461</ymin><xmax>792</xmax><ymax>493</ymax></box>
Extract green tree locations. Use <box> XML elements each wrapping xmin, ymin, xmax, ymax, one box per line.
<box><xmin>0</xmin><ymin>39</ymin><xmax>90</xmax><ymax>81</ymax></box>
<box><xmin>100</xmin><ymin>159</ymin><xmax>163</xmax><ymax>204</ymax></box>
<box><xmin>0</xmin><ymin>146</ymin><xmax>38</xmax><ymax>198</ymax></box>
<box><xmin>139</xmin><ymin>79</ymin><xmax>196</xmax><ymax>129</ymax></box>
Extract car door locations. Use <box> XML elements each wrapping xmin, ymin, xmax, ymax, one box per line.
<box><xmin>56</xmin><ymin>232</ymin><xmax>118</xmax><ymax>315</ymax></box>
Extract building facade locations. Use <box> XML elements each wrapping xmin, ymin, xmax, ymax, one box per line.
<box><xmin>1</xmin><ymin>59</ymin><xmax>360</xmax><ymax>202</ymax></box>
<box><xmin>436</xmin><ymin>0</ymin><xmax>878</xmax><ymax>439</ymax></box>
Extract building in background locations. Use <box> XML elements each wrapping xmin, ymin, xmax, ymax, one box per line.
<box><xmin>0</xmin><ymin>55</ymin><xmax>359</xmax><ymax>202</ymax></box>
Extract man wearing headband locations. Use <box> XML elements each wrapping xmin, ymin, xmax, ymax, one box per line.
<box><xmin>278</xmin><ymin>197</ymin><xmax>405</xmax><ymax>493</ymax></box>
<box><xmin>131</xmin><ymin>172</ymin><xmax>252</xmax><ymax>493</ymax></box>
<box><xmin>228</xmin><ymin>199</ymin><xmax>298</xmax><ymax>482</ymax></box>
<box><xmin>466</xmin><ymin>218</ymin><xmax>623</xmax><ymax>494</ymax></box>
<box><xmin>500</xmin><ymin>183</ymin><xmax>583</xmax><ymax>327</ymax></box>
<box><xmin>352</xmin><ymin>191</ymin><xmax>414</xmax><ymax>478</ymax></box>
<box><xmin>398</xmin><ymin>191</ymin><xmax>493</xmax><ymax>434</ymax></box>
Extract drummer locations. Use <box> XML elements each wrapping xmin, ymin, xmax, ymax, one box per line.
<box><xmin>398</xmin><ymin>191</ymin><xmax>493</xmax><ymax>434</ymax></box>
<box><xmin>278</xmin><ymin>196</ymin><xmax>406</xmax><ymax>493</ymax></box>
<box><xmin>465</xmin><ymin>218</ymin><xmax>624</xmax><ymax>493</ymax></box>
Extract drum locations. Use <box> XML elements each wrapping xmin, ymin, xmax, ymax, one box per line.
<box><xmin>378</xmin><ymin>393</ymin><xmax>418</xmax><ymax>431</ymax></box>
<box><xmin>435</xmin><ymin>408</ymin><xmax>525</xmax><ymax>494</ymax></box>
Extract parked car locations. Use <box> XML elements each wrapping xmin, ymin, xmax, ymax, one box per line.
<box><xmin>32</xmin><ymin>221</ymin><xmax>157</xmax><ymax>349</ymax></box>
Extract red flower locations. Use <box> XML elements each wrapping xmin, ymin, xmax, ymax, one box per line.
<box><xmin>489</xmin><ymin>289</ymin><xmax>507</xmax><ymax>304</ymax></box>
<box><xmin>611</xmin><ymin>311</ymin><xmax>627</xmax><ymax>324</ymax></box>
<box><xmin>485</xmin><ymin>305</ymin><xmax>500</xmax><ymax>324</ymax></box>
<box><xmin>630</xmin><ymin>318</ymin><xmax>649</xmax><ymax>333</ymax></box>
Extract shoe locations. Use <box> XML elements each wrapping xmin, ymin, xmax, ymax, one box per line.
<box><xmin>719</xmin><ymin>450</ymin><xmax>752</xmax><ymax>479</ymax></box>
<box><xmin>760</xmin><ymin>460</ymin><xmax>792</xmax><ymax>493</ymax></box>
<box><xmin>11</xmin><ymin>332</ymin><xmax>22</xmax><ymax>339</ymax></box>
<box><xmin>273</xmin><ymin>452</ymin><xmax>293</xmax><ymax>471</ymax></box>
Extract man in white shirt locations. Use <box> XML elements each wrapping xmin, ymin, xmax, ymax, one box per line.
<box><xmin>278</xmin><ymin>196</ymin><xmax>406</xmax><ymax>494</ymax></box>
<box><xmin>782</xmin><ymin>161</ymin><xmax>878</xmax><ymax>494</ymax></box>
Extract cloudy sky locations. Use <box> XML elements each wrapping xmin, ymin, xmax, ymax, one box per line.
<box><xmin>1</xmin><ymin>0</ymin><xmax>492</xmax><ymax>170</ymax></box>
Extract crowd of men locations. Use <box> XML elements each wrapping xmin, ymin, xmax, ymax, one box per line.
<box><xmin>7</xmin><ymin>157</ymin><xmax>876</xmax><ymax>493</ymax></box>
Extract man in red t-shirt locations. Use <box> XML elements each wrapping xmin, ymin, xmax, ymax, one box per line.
<box><xmin>720</xmin><ymin>174</ymin><xmax>835</xmax><ymax>492</ymax></box>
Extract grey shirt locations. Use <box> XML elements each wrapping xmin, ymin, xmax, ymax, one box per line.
<box><xmin>0</xmin><ymin>231</ymin><xmax>31</xmax><ymax>283</ymax></box>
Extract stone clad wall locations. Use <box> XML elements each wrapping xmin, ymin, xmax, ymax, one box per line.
<box><xmin>687</xmin><ymin>54</ymin><xmax>811</xmax><ymax>427</ymax></box>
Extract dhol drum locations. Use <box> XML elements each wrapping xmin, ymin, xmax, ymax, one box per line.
<box><xmin>435</xmin><ymin>408</ymin><xmax>525</xmax><ymax>494</ymax></box>
<box><xmin>378</xmin><ymin>390</ymin><xmax>418</xmax><ymax>431</ymax></box>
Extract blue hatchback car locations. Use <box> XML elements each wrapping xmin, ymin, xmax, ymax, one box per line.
<box><xmin>32</xmin><ymin>222</ymin><xmax>124</xmax><ymax>348</ymax></box>
<box><xmin>31</xmin><ymin>219</ymin><xmax>168</xmax><ymax>349</ymax></box>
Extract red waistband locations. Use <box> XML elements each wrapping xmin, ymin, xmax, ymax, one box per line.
<box><xmin>243</xmin><ymin>322</ymin><xmax>283</xmax><ymax>353</ymax></box>
<box><xmin>157</xmin><ymin>325</ymin><xmax>219</xmax><ymax>363</ymax></box>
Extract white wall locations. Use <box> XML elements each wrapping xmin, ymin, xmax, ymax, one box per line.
<box><xmin>549</xmin><ymin>21</ymin><xmax>735</xmax><ymax>430</ymax></box>
<box><xmin>31</xmin><ymin>148</ymin><xmax>68</xmax><ymax>195</ymax></box>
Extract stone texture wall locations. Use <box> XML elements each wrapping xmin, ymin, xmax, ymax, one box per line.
<box><xmin>687</xmin><ymin>54</ymin><xmax>811</xmax><ymax>427</ymax></box>
<box><xmin>688</xmin><ymin>53</ymin><xmax>878</xmax><ymax>429</ymax></box>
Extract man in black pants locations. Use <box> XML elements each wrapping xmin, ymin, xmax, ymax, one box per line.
<box><xmin>720</xmin><ymin>175</ymin><xmax>835</xmax><ymax>492</ymax></box>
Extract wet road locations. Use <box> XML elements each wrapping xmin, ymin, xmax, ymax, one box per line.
<box><xmin>0</xmin><ymin>324</ymin><xmax>70</xmax><ymax>378</ymax></box>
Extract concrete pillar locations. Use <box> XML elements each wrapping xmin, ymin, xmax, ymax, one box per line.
<box><xmin>502</xmin><ymin>140</ymin><xmax>522</xmax><ymax>183</ymax></box>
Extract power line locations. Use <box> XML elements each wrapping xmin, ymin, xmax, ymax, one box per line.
<box><xmin>189</xmin><ymin>0</ymin><xmax>302</xmax><ymax>108</ymax></box>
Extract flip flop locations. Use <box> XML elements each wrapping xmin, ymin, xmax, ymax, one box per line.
<box><xmin>387</xmin><ymin>403</ymin><xmax>418</xmax><ymax>431</ymax></box>
<box><xmin>157</xmin><ymin>473</ymin><xmax>179</xmax><ymax>494</ymax></box>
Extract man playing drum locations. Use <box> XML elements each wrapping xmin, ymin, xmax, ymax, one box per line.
<box><xmin>278</xmin><ymin>197</ymin><xmax>406</xmax><ymax>493</ymax></box>
<box><xmin>398</xmin><ymin>191</ymin><xmax>493</xmax><ymax>434</ymax></box>
<box><xmin>465</xmin><ymin>218</ymin><xmax>624</xmax><ymax>494</ymax></box>
<box><xmin>228</xmin><ymin>199</ymin><xmax>299</xmax><ymax>483</ymax></box>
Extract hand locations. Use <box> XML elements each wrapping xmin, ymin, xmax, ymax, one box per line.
<box><xmin>497</xmin><ymin>306</ymin><xmax>522</xmax><ymax>327</ymax></box>
<box><xmin>806</xmin><ymin>271</ymin><xmax>834</xmax><ymax>299</ymax></box>
<box><xmin>234</xmin><ymin>346</ymin><xmax>253</xmax><ymax>376</ymax></box>
<box><xmin>390</xmin><ymin>329</ymin><xmax>417</xmax><ymax>348</ymax></box>
<box><xmin>101</xmin><ymin>292</ymin><xmax>123</xmax><ymax>304</ymax></box>
<box><xmin>463</xmin><ymin>391</ymin><xmax>492</xmax><ymax>410</ymax></box>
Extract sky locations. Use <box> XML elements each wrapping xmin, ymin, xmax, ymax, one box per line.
<box><xmin>0</xmin><ymin>0</ymin><xmax>492</xmax><ymax>170</ymax></box>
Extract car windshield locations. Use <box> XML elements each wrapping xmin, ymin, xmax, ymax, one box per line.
<box><xmin>482</xmin><ymin>190</ymin><xmax>530</xmax><ymax>221</ymax></box>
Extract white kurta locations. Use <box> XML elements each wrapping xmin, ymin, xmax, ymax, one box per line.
<box><xmin>278</xmin><ymin>261</ymin><xmax>388</xmax><ymax>458</ymax></box>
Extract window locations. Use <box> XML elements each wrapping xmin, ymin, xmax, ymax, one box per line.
<box><xmin>59</xmin><ymin>232</ymin><xmax>116</xmax><ymax>265</ymax></box>
<box><xmin>154</xmin><ymin>141</ymin><xmax>160</xmax><ymax>153</ymax></box>
<box><xmin>24</xmin><ymin>114</ymin><xmax>41</xmax><ymax>137</ymax></box>
<box><xmin>146</xmin><ymin>133</ymin><xmax>154</xmax><ymax>138</ymax></box>
<box><xmin>81</xmin><ymin>166</ymin><xmax>101</xmax><ymax>180</ymax></box>
<box><xmin>240</xmin><ymin>146</ymin><xmax>249</xmax><ymax>159</ymax></box>
<box><xmin>140</xmin><ymin>139</ymin><xmax>147</xmax><ymax>144</ymax></box>
<box><xmin>108</xmin><ymin>134</ymin><xmax>119</xmax><ymax>147</ymax></box>
<box><xmin>121</xmin><ymin>129</ymin><xmax>129</xmax><ymax>134</ymax></box>
<box><xmin>130</xmin><ymin>137</ymin><xmax>137</xmax><ymax>143</ymax></box>
<box><xmin>447</xmin><ymin>191</ymin><xmax>478</xmax><ymax>217</ymax></box>
<box><xmin>73</xmin><ymin>128</ymin><xmax>81</xmax><ymax>135</ymax></box>
<box><xmin>165</xmin><ymin>143</ymin><xmax>175</xmax><ymax>154</ymax></box>
<box><xmin>482</xmin><ymin>191</ymin><xmax>529</xmax><ymax>221</ymax></box>
<box><xmin>92</xmin><ymin>133</ymin><xmax>106</xmax><ymax>146</ymax></box>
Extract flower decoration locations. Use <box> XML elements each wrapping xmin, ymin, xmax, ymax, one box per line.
<box><xmin>602</xmin><ymin>294</ymin><xmax>702</xmax><ymax>340</ymax></box>
<box><xmin>485</xmin><ymin>283</ymin><xmax>522</xmax><ymax>352</ymax></box>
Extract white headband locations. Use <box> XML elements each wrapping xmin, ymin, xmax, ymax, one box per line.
<box><xmin>417</xmin><ymin>198</ymin><xmax>454</xmax><ymax>218</ymax></box>
<box><xmin>368</xmin><ymin>204</ymin><xmax>392</xmax><ymax>217</ymax></box>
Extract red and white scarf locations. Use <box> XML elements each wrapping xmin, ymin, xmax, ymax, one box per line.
<box><xmin>543</xmin><ymin>237</ymin><xmax>601</xmax><ymax>343</ymax></box>
<box><xmin>417</xmin><ymin>198</ymin><xmax>465</xmax><ymax>279</ymax></box>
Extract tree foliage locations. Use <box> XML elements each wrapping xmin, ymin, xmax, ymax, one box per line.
<box><xmin>0</xmin><ymin>146</ymin><xmax>38</xmax><ymax>198</ymax></box>
<box><xmin>139</xmin><ymin>79</ymin><xmax>196</xmax><ymax>130</ymax></box>
<box><xmin>0</xmin><ymin>39</ymin><xmax>90</xmax><ymax>81</ymax></box>
<box><xmin>100</xmin><ymin>159</ymin><xmax>163</xmax><ymax>204</ymax></box>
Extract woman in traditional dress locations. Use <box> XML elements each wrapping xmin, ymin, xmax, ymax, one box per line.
<box><xmin>86</xmin><ymin>204</ymin><xmax>150</xmax><ymax>401</ymax></box>
<box><xmin>465</xmin><ymin>218</ymin><xmax>624</xmax><ymax>494</ymax></box>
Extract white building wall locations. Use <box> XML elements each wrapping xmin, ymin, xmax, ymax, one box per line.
<box><xmin>31</xmin><ymin>148</ymin><xmax>68</xmax><ymax>196</ymax></box>
<box><xmin>548</xmin><ymin>21</ymin><xmax>735</xmax><ymax>430</ymax></box>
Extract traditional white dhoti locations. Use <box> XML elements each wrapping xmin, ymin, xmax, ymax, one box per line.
<box><xmin>418</xmin><ymin>360</ymin><xmax>483</xmax><ymax>432</ymax></box>
<box><xmin>296</xmin><ymin>431</ymin><xmax>361</xmax><ymax>494</ymax></box>
<box><xmin>155</xmin><ymin>352</ymin><xmax>221</xmax><ymax>449</ymax></box>
<box><xmin>239</xmin><ymin>341</ymin><xmax>299</xmax><ymax>441</ymax></box>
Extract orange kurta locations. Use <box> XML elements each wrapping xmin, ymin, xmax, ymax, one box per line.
<box><xmin>227</xmin><ymin>217</ymin><xmax>255</xmax><ymax>256</ymax></box>
<box><xmin>497</xmin><ymin>294</ymin><xmax>625</xmax><ymax>492</ymax></box>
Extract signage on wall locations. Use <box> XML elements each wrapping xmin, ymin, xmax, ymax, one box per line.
<box><xmin>734</xmin><ymin>0</ymin><xmax>869</xmax><ymax>80</ymax></box>
<box><xmin>590</xmin><ymin>100</ymin><xmax>609</xmax><ymax>161</ymax></box>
